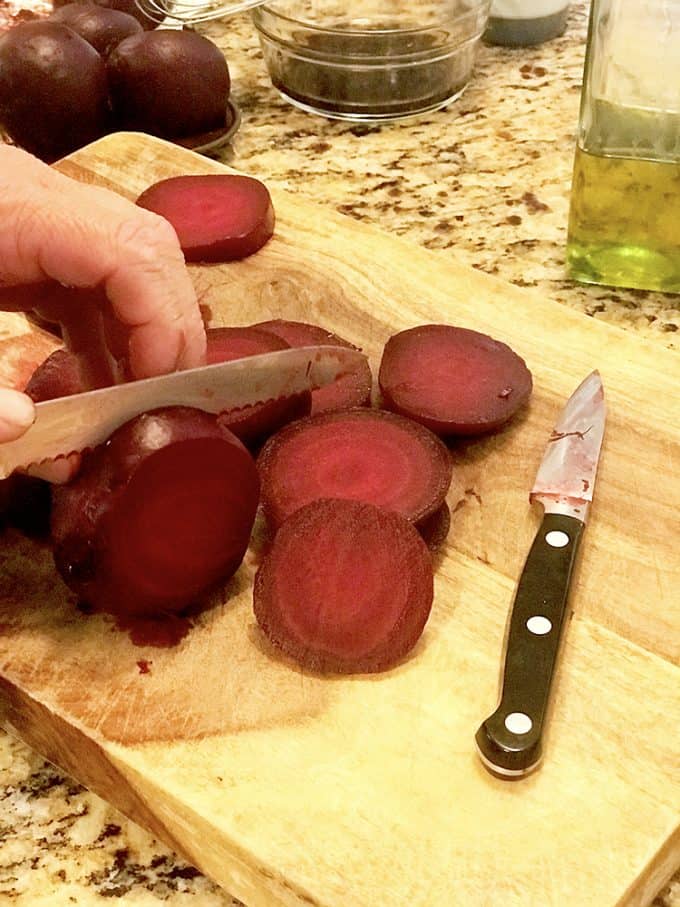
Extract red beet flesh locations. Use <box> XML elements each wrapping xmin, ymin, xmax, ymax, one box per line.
<box><xmin>253</xmin><ymin>319</ymin><xmax>372</xmax><ymax>415</ymax></box>
<box><xmin>253</xmin><ymin>498</ymin><xmax>434</xmax><ymax>673</ymax></box>
<box><xmin>51</xmin><ymin>407</ymin><xmax>260</xmax><ymax>618</ymax></box>
<box><xmin>136</xmin><ymin>175</ymin><xmax>275</xmax><ymax>263</ymax></box>
<box><xmin>257</xmin><ymin>408</ymin><xmax>452</xmax><ymax>532</ymax></box>
<box><xmin>379</xmin><ymin>324</ymin><xmax>532</xmax><ymax>436</ymax></box>
<box><xmin>205</xmin><ymin>327</ymin><xmax>311</xmax><ymax>446</ymax></box>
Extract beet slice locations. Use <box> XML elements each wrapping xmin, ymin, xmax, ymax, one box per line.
<box><xmin>24</xmin><ymin>348</ymin><xmax>84</xmax><ymax>402</ymax></box>
<box><xmin>206</xmin><ymin>326</ymin><xmax>311</xmax><ymax>447</ymax></box>
<box><xmin>253</xmin><ymin>498</ymin><xmax>434</xmax><ymax>673</ymax></box>
<box><xmin>253</xmin><ymin>319</ymin><xmax>372</xmax><ymax>415</ymax></box>
<box><xmin>135</xmin><ymin>175</ymin><xmax>275</xmax><ymax>263</ymax></box>
<box><xmin>379</xmin><ymin>324</ymin><xmax>532</xmax><ymax>436</ymax></box>
<box><xmin>257</xmin><ymin>407</ymin><xmax>452</xmax><ymax>532</ymax></box>
<box><xmin>51</xmin><ymin>406</ymin><xmax>260</xmax><ymax>619</ymax></box>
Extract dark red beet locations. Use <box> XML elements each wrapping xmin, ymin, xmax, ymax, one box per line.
<box><xmin>107</xmin><ymin>31</ymin><xmax>229</xmax><ymax>138</ymax></box>
<box><xmin>49</xmin><ymin>4</ymin><xmax>142</xmax><ymax>56</ymax></box>
<box><xmin>253</xmin><ymin>319</ymin><xmax>372</xmax><ymax>415</ymax></box>
<box><xmin>24</xmin><ymin>348</ymin><xmax>84</xmax><ymax>402</ymax></box>
<box><xmin>253</xmin><ymin>498</ymin><xmax>434</xmax><ymax>673</ymax></box>
<box><xmin>52</xmin><ymin>0</ymin><xmax>157</xmax><ymax>30</ymax></box>
<box><xmin>257</xmin><ymin>407</ymin><xmax>452</xmax><ymax>532</ymax></box>
<box><xmin>205</xmin><ymin>327</ymin><xmax>311</xmax><ymax>446</ymax></box>
<box><xmin>379</xmin><ymin>324</ymin><xmax>533</xmax><ymax>436</ymax></box>
<box><xmin>136</xmin><ymin>175</ymin><xmax>274</xmax><ymax>263</ymax></box>
<box><xmin>51</xmin><ymin>407</ymin><xmax>260</xmax><ymax>619</ymax></box>
<box><xmin>0</xmin><ymin>21</ymin><xmax>110</xmax><ymax>162</ymax></box>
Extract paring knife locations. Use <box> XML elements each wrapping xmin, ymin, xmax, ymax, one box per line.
<box><xmin>475</xmin><ymin>370</ymin><xmax>606</xmax><ymax>779</ymax></box>
<box><xmin>0</xmin><ymin>345</ymin><xmax>366</xmax><ymax>478</ymax></box>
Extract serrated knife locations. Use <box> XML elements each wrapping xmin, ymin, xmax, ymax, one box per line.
<box><xmin>475</xmin><ymin>370</ymin><xmax>606</xmax><ymax>778</ymax></box>
<box><xmin>0</xmin><ymin>345</ymin><xmax>366</xmax><ymax>478</ymax></box>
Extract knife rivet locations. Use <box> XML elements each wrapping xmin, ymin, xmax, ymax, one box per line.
<box><xmin>545</xmin><ymin>530</ymin><xmax>570</xmax><ymax>548</ymax></box>
<box><xmin>527</xmin><ymin>616</ymin><xmax>552</xmax><ymax>635</ymax></box>
<box><xmin>505</xmin><ymin>712</ymin><xmax>533</xmax><ymax>735</ymax></box>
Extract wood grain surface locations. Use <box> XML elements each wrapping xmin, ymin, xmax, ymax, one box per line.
<box><xmin>0</xmin><ymin>132</ymin><xmax>678</xmax><ymax>907</ymax></box>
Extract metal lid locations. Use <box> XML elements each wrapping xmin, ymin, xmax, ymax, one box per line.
<box><xmin>137</xmin><ymin>0</ymin><xmax>267</xmax><ymax>26</ymax></box>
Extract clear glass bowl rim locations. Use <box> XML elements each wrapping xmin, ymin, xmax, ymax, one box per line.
<box><xmin>251</xmin><ymin>1</ymin><xmax>491</xmax><ymax>37</ymax></box>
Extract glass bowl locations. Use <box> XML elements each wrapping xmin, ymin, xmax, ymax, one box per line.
<box><xmin>250</xmin><ymin>0</ymin><xmax>491</xmax><ymax>123</ymax></box>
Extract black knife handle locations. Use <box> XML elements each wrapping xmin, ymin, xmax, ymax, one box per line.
<box><xmin>476</xmin><ymin>512</ymin><xmax>585</xmax><ymax>778</ymax></box>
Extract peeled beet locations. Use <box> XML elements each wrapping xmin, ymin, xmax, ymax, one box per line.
<box><xmin>0</xmin><ymin>21</ymin><xmax>109</xmax><ymax>161</ymax></box>
<box><xmin>51</xmin><ymin>407</ymin><xmax>260</xmax><ymax>619</ymax></box>
<box><xmin>206</xmin><ymin>327</ymin><xmax>311</xmax><ymax>446</ymax></box>
<box><xmin>136</xmin><ymin>174</ymin><xmax>275</xmax><ymax>263</ymax></box>
<box><xmin>253</xmin><ymin>498</ymin><xmax>434</xmax><ymax>673</ymax></box>
<box><xmin>257</xmin><ymin>407</ymin><xmax>453</xmax><ymax>532</ymax></box>
<box><xmin>49</xmin><ymin>4</ymin><xmax>142</xmax><ymax>56</ymax></box>
<box><xmin>107</xmin><ymin>30</ymin><xmax>230</xmax><ymax>139</ymax></box>
<box><xmin>379</xmin><ymin>324</ymin><xmax>533</xmax><ymax>436</ymax></box>
<box><xmin>253</xmin><ymin>319</ymin><xmax>372</xmax><ymax>415</ymax></box>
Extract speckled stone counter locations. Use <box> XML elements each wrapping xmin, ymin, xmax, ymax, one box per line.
<box><xmin>0</xmin><ymin>2</ymin><xmax>678</xmax><ymax>905</ymax></box>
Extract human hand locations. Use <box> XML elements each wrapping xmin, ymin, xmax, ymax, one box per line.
<box><xmin>0</xmin><ymin>143</ymin><xmax>207</xmax><ymax>479</ymax></box>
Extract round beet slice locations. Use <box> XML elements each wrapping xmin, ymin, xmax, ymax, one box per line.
<box><xmin>135</xmin><ymin>174</ymin><xmax>275</xmax><ymax>263</ymax></box>
<box><xmin>257</xmin><ymin>408</ymin><xmax>452</xmax><ymax>532</ymax></box>
<box><xmin>253</xmin><ymin>498</ymin><xmax>434</xmax><ymax>673</ymax></box>
<box><xmin>51</xmin><ymin>406</ymin><xmax>260</xmax><ymax>619</ymax></box>
<box><xmin>378</xmin><ymin>324</ymin><xmax>533</xmax><ymax>436</ymax></box>
<box><xmin>253</xmin><ymin>319</ymin><xmax>372</xmax><ymax>415</ymax></box>
<box><xmin>206</xmin><ymin>327</ymin><xmax>311</xmax><ymax>447</ymax></box>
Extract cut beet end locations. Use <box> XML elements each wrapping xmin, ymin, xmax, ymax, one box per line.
<box><xmin>253</xmin><ymin>319</ymin><xmax>372</xmax><ymax>415</ymax></box>
<box><xmin>136</xmin><ymin>174</ymin><xmax>275</xmax><ymax>263</ymax></box>
<box><xmin>253</xmin><ymin>498</ymin><xmax>434</xmax><ymax>673</ymax></box>
<box><xmin>378</xmin><ymin>324</ymin><xmax>533</xmax><ymax>436</ymax></box>
<box><xmin>257</xmin><ymin>407</ymin><xmax>453</xmax><ymax>532</ymax></box>
<box><xmin>51</xmin><ymin>407</ymin><xmax>260</xmax><ymax>620</ymax></box>
<box><xmin>104</xmin><ymin>438</ymin><xmax>257</xmax><ymax>605</ymax></box>
<box><xmin>206</xmin><ymin>326</ymin><xmax>312</xmax><ymax>447</ymax></box>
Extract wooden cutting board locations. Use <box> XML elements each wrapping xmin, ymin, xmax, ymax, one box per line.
<box><xmin>0</xmin><ymin>133</ymin><xmax>678</xmax><ymax>907</ymax></box>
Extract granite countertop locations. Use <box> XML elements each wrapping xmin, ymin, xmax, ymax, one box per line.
<box><xmin>0</xmin><ymin>2</ymin><xmax>678</xmax><ymax>905</ymax></box>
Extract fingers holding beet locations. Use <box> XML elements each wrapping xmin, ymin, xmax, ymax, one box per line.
<box><xmin>379</xmin><ymin>324</ymin><xmax>532</xmax><ymax>436</ymax></box>
<box><xmin>253</xmin><ymin>498</ymin><xmax>434</xmax><ymax>674</ymax></box>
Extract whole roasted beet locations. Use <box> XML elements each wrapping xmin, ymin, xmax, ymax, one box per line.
<box><xmin>106</xmin><ymin>29</ymin><xmax>230</xmax><ymax>138</ymax></box>
<box><xmin>49</xmin><ymin>4</ymin><xmax>142</xmax><ymax>56</ymax></box>
<box><xmin>51</xmin><ymin>407</ymin><xmax>260</xmax><ymax>619</ymax></box>
<box><xmin>0</xmin><ymin>21</ymin><xmax>109</xmax><ymax>162</ymax></box>
<box><xmin>52</xmin><ymin>0</ymin><xmax>157</xmax><ymax>30</ymax></box>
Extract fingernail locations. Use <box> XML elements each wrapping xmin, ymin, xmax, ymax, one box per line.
<box><xmin>4</xmin><ymin>392</ymin><xmax>35</xmax><ymax>429</ymax></box>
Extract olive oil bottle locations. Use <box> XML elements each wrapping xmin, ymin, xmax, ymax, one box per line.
<box><xmin>566</xmin><ymin>0</ymin><xmax>680</xmax><ymax>294</ymax></box>
<box><xmin>567</xmin><ymin>144</ymin><xmax>680</xmax><ymax>294</ymax></box>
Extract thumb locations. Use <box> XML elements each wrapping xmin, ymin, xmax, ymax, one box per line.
<box><xmin>0</xmin><ymin>388</ymin><xmax>36</xmax><ymax>443</ymax></box>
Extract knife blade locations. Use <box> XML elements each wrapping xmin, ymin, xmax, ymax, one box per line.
<box><xmin>0</xmin><ymin>345</ymin><xmax>366</xmax><ymax>479</ymax></box>
<box><xmin>475</xmin><ymin>370</ymin><xmax>606</xmax><ymax>778</ymax></box>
